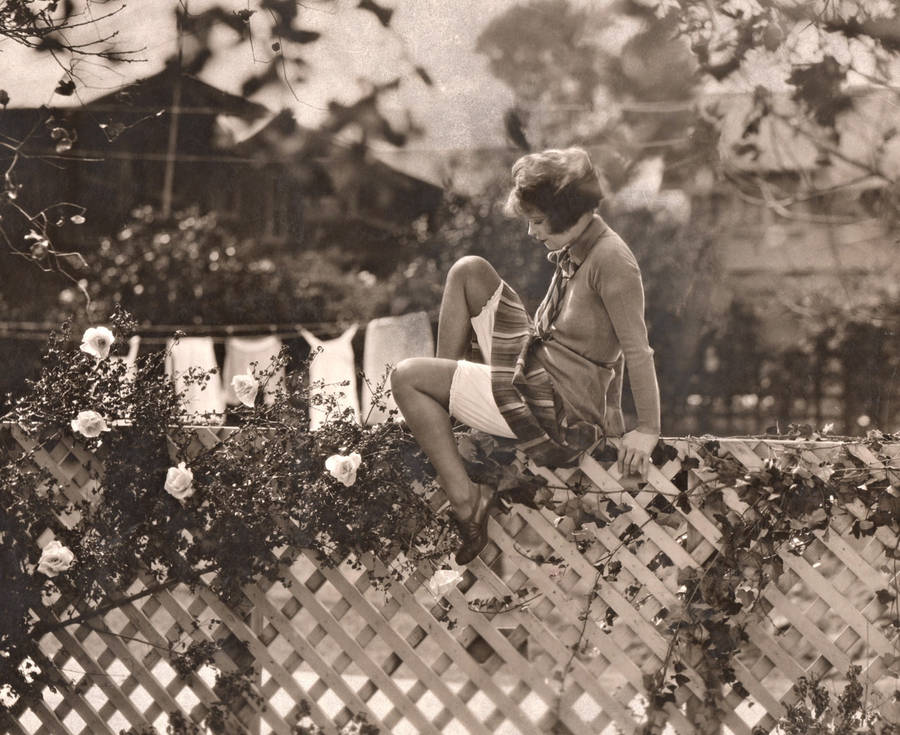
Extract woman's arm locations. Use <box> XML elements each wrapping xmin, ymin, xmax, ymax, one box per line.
<box><xmin>595</xmin><ymin>242</ymin><xmax>661</xmax><ymax>477</ymax></box>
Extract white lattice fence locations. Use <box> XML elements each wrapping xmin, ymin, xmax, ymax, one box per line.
<box><xmin>3</xmin><ymin>426</ymin><xmax>898</xmax><ymax>735</ymax></box>
<box><xmin>517</xmin><ymin>439</ymin><xmax>900</xmax><ymax>733</ymax></box>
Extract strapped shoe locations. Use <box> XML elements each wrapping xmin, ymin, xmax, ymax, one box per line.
<box><xmin>454</xmin><ymin>483</ymin><xmax>495</xmax><ymax>565</ymax></box>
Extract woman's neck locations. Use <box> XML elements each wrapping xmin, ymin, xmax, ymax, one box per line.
<box><xmin>559</xmin><ymin>212</ymin><xmax>595</xmax><ymax>249</ymax></box>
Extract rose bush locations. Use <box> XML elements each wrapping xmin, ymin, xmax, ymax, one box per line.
<box><xmin>0</xmin><ymin>308</ymin><xmax>476</xmax><ymax>723</ymax></box>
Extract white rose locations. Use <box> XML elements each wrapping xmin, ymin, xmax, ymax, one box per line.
<box><xmin>37</xmin><ymin>540</ymin><xmax>75</xmax><ymax>577</ymax></box>
<box><xmin>80</xmin><ymin>326</ymin><xmax>115</xmax><ymax>360</ymax></box>
<box><xmin>324</xmin><ymin>452</ymin><xmax>362</xmax><ymax>487</ymax></box>
<box><xmin>427</xmin><ymin>569</ymin><xmax>463</xmax><ymax>597</ymax></box>
<box><xmin>231</xmin><ymin>374</ymin><xmax>259</xmax><ymax>407</ymax></box>
<box><xmin>70</xmin><ymin>410</ymin><xmax>110</xmax><ymax>438</ymax></box>
<box><xmin>165</xmin><ymin>461</ymin><xmax>194</xmax><ymax>500</ymax></box>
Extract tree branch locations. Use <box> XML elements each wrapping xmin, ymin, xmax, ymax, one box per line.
<box><xmin>773</xmin><ymin>2</ymin><xmax>900</xmax><ymax>52</ymax></box>
<box><xmin>29</xmin><ymin>563</ymin><xmax>222</xmax><ymax>638</ymax></box>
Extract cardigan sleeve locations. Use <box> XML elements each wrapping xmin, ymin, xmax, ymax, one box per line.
<box><xmin>604</xmin><ymin>352</ymin><xmax>627</xmax><ymax>437</ymax></box>
<box><xmin>593</xmin><ymin>245</ymin><xmax>661</xmax><ymax>434</ymax></box>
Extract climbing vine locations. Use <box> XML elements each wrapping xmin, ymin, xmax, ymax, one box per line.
<box><xmin>455</xmin><ymin>424</ymin><xmax>900</xmax><ymax>732</ymax></box>
<box><xmin>636</xmin><ymin>437</ymin><xmax>900</xmax><ymax>733</ymax></box>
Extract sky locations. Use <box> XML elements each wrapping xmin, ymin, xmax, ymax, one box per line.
<box><xmin>0</xmin><ymin>0</ymin><xmax>524</xmax><ymax>157</ymax></box>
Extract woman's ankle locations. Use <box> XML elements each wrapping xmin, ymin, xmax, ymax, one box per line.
<box><xmin>452</xmin><ymin>480</ymin><xmax>482</xmax><ymax>520</ymax></box>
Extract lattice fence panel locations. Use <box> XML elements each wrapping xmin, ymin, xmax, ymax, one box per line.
<box><xmin>520</xmin><ymin>438</ymin><xmax>899</xmax><ymax>734</ymax></box>
<box><xmin>4</xmin><ymin>426</ymin><xmax>899</xmax><ymax>735</ymax></box>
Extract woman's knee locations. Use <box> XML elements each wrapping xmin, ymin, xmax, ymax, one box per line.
<box><xmin>390</xmin><ymin>358</ymin><xmax>456</xmax><ymax>405</ymax></box>
<box><xmin>447</xmin><ymin>256</ymin><xmax>501</xmax><ymax>311</ymax></box>
<box><xmin>447</xmin><ymin>255</ymin><xmax>498</xmax><ymax>286</ymax></box>
<box><xmin>391</xmin><ymin>357</ymin><xmax>435</xmax><ymax>397</ymax></box>
<box><xmin>390</xmin><ymin>358</ymin><xmax>418</xmax><ymax>396</ymax></box>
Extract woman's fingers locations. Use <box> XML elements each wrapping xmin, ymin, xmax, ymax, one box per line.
<box><xmin>619</xmin><ymin>449</ymin><xmax>628</xmax><ymax>474</ymax></box>
<box><xmin>619</xmin><ymin>430</ymin><xmax>659</xmax><ymax>481</ymax></box>
<box><xmin>621</xmin><ymin>448</ymin><xmax>635</xmax><ymax>476</ymax></box>
<box><xmin>638</xmin><ymin>452</ymin><xmax>649</xmax><ymax>479</ymax></box>
<box><xmin>620</xmin><ymin>447</ymin><xmax>649</xmax><ymax>479</ymax></box>
<box><xmin>630</xmin><ymin>451</ymin><xmax>645</xmax><ymax>479</ymax></box>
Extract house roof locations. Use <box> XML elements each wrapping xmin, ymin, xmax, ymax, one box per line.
<box><xmin>5</xmin><ymin>68</ymin><xmax>444</xmax><ymax>199</ymax></box>
<box><xmin>83</xmin><ymin>66</ymin><xmax>270</xmax><ymax>120</ymax></box>
<box><xmin>224</xmin><ymin>107</ymin><xmax>445</xmax><ymax>196</ymax></box>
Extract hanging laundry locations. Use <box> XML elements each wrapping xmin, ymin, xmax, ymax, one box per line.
<box><xmin>222</xmin><ymin>335</ymin><xmax>285</xmax><ymax>406</ymax></box>
<box><xmin>361</xmin><ymin>311</ymin><xmax>434</xmax><ymax>424</ymax></box>
<box><xmin>299</xmin><ymin>325</ymin><xmax>360</xmax><ymax>430</ymax></box>
<box><xmin>165</xmin><ymin>337</ymin><xmax>226</xmax><ymax>424</ymax></box>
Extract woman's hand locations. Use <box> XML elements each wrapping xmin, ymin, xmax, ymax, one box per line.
<box><xmin>618</xmin><ymin>429</ymin><xmax>659</xmax><ymax>480</ymax></box>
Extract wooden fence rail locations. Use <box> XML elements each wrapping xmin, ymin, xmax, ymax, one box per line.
<box><xmin>3</xmin><ymin>427</ymin><xmax>899</xmax><ymax>734</ymax></box>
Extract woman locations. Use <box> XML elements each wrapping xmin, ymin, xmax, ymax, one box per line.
<box><xmin>391</xmin><ymin>147</ymin><xmax>661</xmax><ymax>565</ymax></box>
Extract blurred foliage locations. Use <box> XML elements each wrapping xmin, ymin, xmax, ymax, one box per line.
<box><xmin>85</xmin><ymin>205</ymin><xmax>392</xmax><ymax>326</ymax></box>
<box><xmin>478</xmin><ymin>0</ymin><xmax>900</xmax><ymax>221</ymax></box>
<box><xmin>476</xmin><ymin>0</ymin><xmax>700</xmax><ymax>188</ymax></box>
<box><xmin>656</xmin><ymin>0</ymin><xmax>900</xmax><ymax>221</ymax></box>
<box><xmin>389</xmin><ymin>184</ymin><xmax>555</xmax><ymax>319</ymax></box>
<box><xmin>687</xmin><ymin>289</ymin><xmax>900</xmax><ymax>435</ymax></box>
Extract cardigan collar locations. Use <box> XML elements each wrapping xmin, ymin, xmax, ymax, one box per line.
<box><xmin>557</xmin><ymin>214</ymin><xmax>607</xmax><ymax>267</ymax></box>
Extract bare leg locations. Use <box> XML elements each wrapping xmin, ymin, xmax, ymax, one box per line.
<box><xmin>393</xmin><ymin>257</ymin><xmax>503</xmax><ymax>562</ymax></box>
<box><xmin>436</xmin><ymin>256</ymin><xmax>502</xmax><ymax>360</ymax></box>
<box><xmin>390</xmin><ymin>357</ymin><xmax>481</xmax><ymax>517</ymax></box>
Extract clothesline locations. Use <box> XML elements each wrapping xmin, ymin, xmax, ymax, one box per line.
<box><xmin>2</xmin><ymin>311</ymin><xmax>435</xmax><ymax>428</ymax></box>
<box><xmin>0</xmin><ymin>319</ymin><xmax>379</xmax><ymax>343</ymax></box>
<box><xmin>0</xmin><ymin>319</ymin><xmax>363</xmax><ymax>332</ymax></box>
<box><xmin>0</xmin><ymin>330</ymin><xmax>343</xmax><ymax>344</ymax></box>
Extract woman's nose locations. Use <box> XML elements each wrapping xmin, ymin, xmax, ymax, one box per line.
<box><xmin>527</xmin><ymin>222</ymin><xmax>535</xmax><ymax>236</ymax></box>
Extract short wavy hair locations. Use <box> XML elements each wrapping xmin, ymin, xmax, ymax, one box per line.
<box><xmin>504</xmin><ymin>147</ymin><xmax>605</xmax><ymax>233</ymax></box>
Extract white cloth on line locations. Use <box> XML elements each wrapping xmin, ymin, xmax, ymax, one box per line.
<box><xmin>164</xmin><ymin>337</ymin><xmax>226</xmax><ymax>424</ymax></box>
<box><xmin>361</xmin><ymin>311</ymin><xmax>434</xmax><ymax>425</ymax></box>
<box><xmin>299</xmin><ymin>324</ymin><xmax>360</xmax><ymax>430</ymax></box>
<box><xmin>222</xmin><ymin>335</ymin><xmax>285</xmax><ymax>405</ymax></box>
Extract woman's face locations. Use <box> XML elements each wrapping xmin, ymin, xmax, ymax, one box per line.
<box><xmin>526</xmin><ymin>210</ymin><xmax>587</xmax><ymax>251</ymax></box>
<box><xmin>526</xmin><ymin>211</ymin><xmax>568</xmax><ymax>251</ymax></box>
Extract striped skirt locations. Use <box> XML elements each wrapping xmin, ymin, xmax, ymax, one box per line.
<box><xmin>489</xmin><ymin>281</ymin><xmax>603</xmax><ymax>468</ymax></box>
